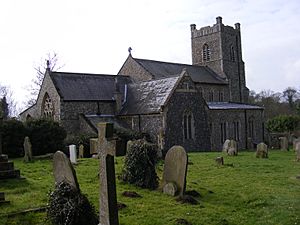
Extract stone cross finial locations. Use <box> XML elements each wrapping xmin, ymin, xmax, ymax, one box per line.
<box><xmin>128</xmin><ymin>47</ymin><xmax>132</xmax><ymax>55</ymax></box>
<box><xmin>98</xmin><ymin>122</ymin><xmax>123</xmax><ymax>225</ymax></box>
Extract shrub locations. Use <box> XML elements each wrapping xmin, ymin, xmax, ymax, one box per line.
<box><xmin>47</xmin><ymin>182</ymin><xmax>98</xmax><ymax>225</ymax></box>
<box><xmin>1</xmin><ymin>119</ymin><xmax>26</xmax><ymax>157</ymax></box>
<box><xmin>121</xmin><ymin>139</ymin><xmax>159</xmax><ymax>189</ymax></box>
<box><xmin>25</xmin><ymin>119</ymin><xmax>67</xmax><ymax>156</ymax></box>
<box><xmin>266</xmin><ymin>115</ymin><xmax>300</xmax><ymax>133</ymax></box>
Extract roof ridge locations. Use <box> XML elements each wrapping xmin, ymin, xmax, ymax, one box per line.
<box><xmin>51</xmin><ymin>71</ymin><xmax>130</xmax><ymax>78</ymax></box>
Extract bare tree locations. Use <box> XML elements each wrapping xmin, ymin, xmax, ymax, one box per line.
<box><xmin>0</xmin><ymin>84</ymin><xmax>17</xmax><ymax>118</ymax></box>
<box><xmin>283</xmin><ymin>87</ymin><xmax>299</xmax><ymax>109</ymax></box>
<box><xmin>26</xmin><ymin>52</ymin><xmax>64</xmax><ymax>107</ymax></box>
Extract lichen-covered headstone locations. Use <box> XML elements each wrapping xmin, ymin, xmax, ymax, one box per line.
<box><xmin>293</xmin><ymin>138</ymin><xmax>300</xmax><ymax>151</ymax></box>
<box><xmin>256</xmin><ymin>142</ymin><xmax>268</xmax><ymax>158</ymax></box>
<box><xmin>227</xmin><ymin>140</ymin><xmax>238</xmax><ymax>156</ymax></box>
<box><xmin>162</xmin><ymin>145</ymin><xmax>188</xmax><ymax>197</ymax></box>
<box><xmin>23</xmin><ymin>136</ymin><xmax>32</xmax><ymax>162</ymax></box>
<box><xmin>53</xmin><ymin>151</ymin><xmax>79</xmax><ymax>190</ymax></box>
<box><xmin>279</xmin><ymin>137</ymin><xmax>288</xmax><ymax>151</ymax></box>
<box><xmin>78</xmin><ymin>144</ymin><xmax>84</xmax><ymax>159</ymax></box>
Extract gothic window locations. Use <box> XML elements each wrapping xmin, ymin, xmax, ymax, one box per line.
<box><xmin>220</xmin><ymin>122</ymin><xmax>227</xmax><ymax>144</ymax></box>
<box><xmin>233</xmin><ymin>121</ymin><xmax>240</xmax><ymax>141</ymax></box>
<box><xmin>230</xmin><ymin>45</ymin><xmax>235</xmax><ymax>61</ymax></box>
<box><xmin>183</xmin><ymin>111</ymin><xmax>194</xmax><ymax>140</ymax></box>
<box><xmin>42</xmin><ymin>93</ymin><xmax>54</xmax><ymax>119</ymax></box>
<box><xmin>248</xmin><ymin>117</ymin><xmax>255</xmax><ymax>138</ymax></box>
<box><xmin>209</xmin><ymin>91</ymin><xmax>214</xmax><ymax>101</ymax></box>
<box><xmin>219</xmin><ymin>91</ymin><xmax>224</xmax><ymax>101</ymax></box>
<box><xmin>202</xmin><ymin>44</ymin><xmax>211</xmax><ymax>61</ymax></box>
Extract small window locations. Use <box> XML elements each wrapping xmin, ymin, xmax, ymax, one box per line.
<box><xmin>219</xmin><ymin>91</ymin><xmax>224</xmax><ymax>101</ymax></box>
<box><xmin>183</xmin><ymin>111</ymin><xmax>194</xmax><ymax>140</ymax></box>
<box><xmin>230</xmin><ymin>45</ymin><xmax>235</xmax><ymax>61</ymax></box>
<box><xmin>203</xmin><ymin>44</ymin><xmax>211</xmax><ymax>61</ymax></box>
<box><xmin>233</xmin><ymin>121</ymin><xmax>240</xmax><ymax>141</ymax></box>
<box><xmin>209</xmin><ymin>91</ymin><xmax>214</xmax><ymax>101</ymax></box>
<box><xmin>220</xmin><ymin>122</ymin><xmax>227</xmax><ymax>144</ymax></box>
<box><xmin>248</xmin><ymin>118</ymin><xmax>255</xmax><ymax>138</ymax></box>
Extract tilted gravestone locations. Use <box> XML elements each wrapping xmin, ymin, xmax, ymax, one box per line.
<box><xmin>23</xmin><ymin>136</ymin><xmax>32</xmax><ymax>162</ymax></box>
<box><xmin>279</xmin><ymin>137</ymin><xmax>288</xmax><ymax>151</ymax></box>
<box><xmin>296</xmin><ymin>142</ymin><xmax>300</xmax><ymax>162</ymax></box>
<box><xmin>162</xmin><ymin>145</ymin><xmax>188</xmax><ymax>197</ymax></box>
<box><xmin>78</xmin><ymin>144</ymin><xmax>84</xmax><ymax>159</ymax></box>
<box><xmin>98</xmin><ymin>122</ymin><xmax>124</xmax><ymax>225</ymax></box>
<box><xmin>69</xmin><ymin>145</ymin><xmax>77</xmax><ymax>164</ymax></box>
<box><xmin>53</xmin><ymin>151</ymin><xmax>79</xmax><ymax>190</ymax></box>
<box><xmin>256</xmin><ymin>142</ymin><xmax>268</xmax><ymax>158</ymax></box>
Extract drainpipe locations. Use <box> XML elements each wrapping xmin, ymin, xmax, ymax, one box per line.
<box><xmin>244</xmin><ymin>109</ymin><xmax>248</xmax><ymax>149</ymax></box>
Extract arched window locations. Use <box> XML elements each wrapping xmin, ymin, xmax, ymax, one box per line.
<box><xmin>202</xmin><ymin>44</ymin><xmax>211</xmax><ymax>61</ymax></box>
<box><xmin>42</xmin><ymin>93</ymin><xmax>54</xmax><ymax>119</ymax></box>
<box><xmin>248</xmin><ymin>117</ymin><xmax>255</xmax><ymax>138</ymax></box>
<box><xmin>233</xmin><ymin>121</ymin><xmax>240</xmax><ymax>141</ymax></box>
<box><xmin>183</xmin><ymin>111</ymin><xmax>194</xmax><ymax>140</ymax></box>
<box><xmin>230</xmin><ymin>45</ymin><xmax>235</xmax><ymax>61</ymax></box>
<box><xmin>209</xmin><ymin>91</ymin><xmax>214</xmax><ymax>102</ymax></box>
<box><xmin>220</xmin><ymin>122</ymin><xmax>227</xmax><ymax>144</ymax></box>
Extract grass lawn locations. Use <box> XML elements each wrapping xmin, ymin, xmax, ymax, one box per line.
<box><xmin>0</xmin><ymin>150</ymin><xmax>300</xmax><ymax>225</ymax></box>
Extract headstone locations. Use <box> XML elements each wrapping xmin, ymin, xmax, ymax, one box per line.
<box><xmin>163</xmin><ymin>182</ymin><xmax>177</xmax><ymax>196</ymax></box>
<box><xmin>23</xmin><ymin>136</ymin><xmax>32</xmax><ymax>162</ymax></box>
<box><xmin>69</xmin><ymin>144</ymin><xmax>77</xmax><ymax>164</ymax></box>
<box><xmin>293</xmin><ymin>138</ymin><xmax>300</xmax><ymax>151</ymax></box>
<box><xmin>0</xmin><ymin>154</ymin><xmax>20</xmax><ymax>179</ymax></box>
<box><xmin>227</xmin><ymin>140</ymin><xmax>238</xmax><ymax>156</ymax></box>
<box><xmin>53</xmin><ymin>151</ymin><xmax>79</xmax><ymax>190</ymax></box>
<box><xmin>162</xmin><ymin>145</ymin><xmax>188</xmax><ymax>197</ymax></box>
<box><xmin>78</xmin><ymin>144</ymin><xmax>84</xmax><ymax>159</ymax></box>
<box><xmin>222</xmin><ymin>139</ymin><xmax>230</xmax><ymax>153</ymax></box>
<box><xmin>90</xmin><ymin>138</ymin><xmax>98</xmax><ymax>155</ymax></box>
<box><xmin>98</xmin><ymin>122</ymin><xmax>124</xmax><ymax>225</ymax></box>
<box><xmin>279</xmin><ymin>137</ymin><xmax>288</xmax><ymax>151</ymax></box>
<box><xmin>215</xmin><ymin>156</ymin><xmax>224</xmax><ymax>166</ymax></box>
<box><xmin>256</xmin><ymin>142</ymin><xmax>268</xmax><ymax>158</ymax></box>
<box><xmin>296</xmin><ymin>142</ymin><xmax>300</xmax><ymax>162</ymax></box>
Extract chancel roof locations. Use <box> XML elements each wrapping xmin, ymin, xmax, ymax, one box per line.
<box><xmin>120</xmin><ymin>76</ymin><xmax>180</xmax><ymax>115</ymax></box>
<box><xmin>50</xmin><ymin>72</ymin><xmax>130</xmax><ymax>101</ymax></box>
<box><xmin>133</xmin><ymin>58</ymin><xmax>227</xmax><ymax>85</ymax></box>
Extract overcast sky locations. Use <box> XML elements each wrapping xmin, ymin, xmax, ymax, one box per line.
<box><xmin>1</xmin><ymin>0</ymin><xmax>300</xmax><ymax>111</ymax></box>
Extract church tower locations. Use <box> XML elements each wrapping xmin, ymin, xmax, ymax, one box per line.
<box><xmin>190</xmin><ymin>17</ymin><xmax>248</xmax><ymax>103</ymax></box>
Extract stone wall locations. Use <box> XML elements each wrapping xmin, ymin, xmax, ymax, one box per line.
<box><xmin>208</xmin><ymin>109</ymin><xmax>264</xmax><ymax>150</ymax></box>
<box><xmin>198</xmin><ymin>83</ymin><xmax>229</xmax><ymax>102</ymax></box>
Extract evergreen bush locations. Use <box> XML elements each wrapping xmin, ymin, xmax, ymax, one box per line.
<box><xmin>121</xmin><ymin>139</ymin><xmax>159</xmax><ymax>189</ymax></box>
<box><xmin>47</xmin><ymin>182</ymin><xmax>98</xmax><ymax>225</ymax></box>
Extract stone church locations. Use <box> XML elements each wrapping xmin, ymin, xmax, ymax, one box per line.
<box><xmin>20</xmin><ymin>17</ymin><xmax>264</xmax><ymax>153</ymax></box>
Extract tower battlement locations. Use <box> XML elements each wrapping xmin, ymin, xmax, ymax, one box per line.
<box><xmin>191</xmin><ymin>17</ymin><xmax>240</xmax><ymax>38</ymax></box>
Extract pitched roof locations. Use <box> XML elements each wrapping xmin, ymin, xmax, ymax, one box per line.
<box><xmin>207</xmin><ymin>102</ymin><xmax>264</xmax><ymax>110</ymax></box>
<box><xmin>120</xmin><ymin>76</ymin><xmax>180</xmax><ymax>115</ymax></box>
<box><xmin>132</xmin><ymin>57</ymin><xmax>227</xmax><ymax>85</ymax></box>
<box><xmin>50</xmin><ymin>72</ymin><xmax>130</xmax><ymax>101</ymax></box>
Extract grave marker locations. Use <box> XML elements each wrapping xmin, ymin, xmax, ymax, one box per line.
<box><xmin>23</xmin><ymin>136</ymin><xmax>32</xmax><ymax>162</ymax></box>
<box><xmin>256</xmin><ymin>142</ymin><xmax>268</xmax><ymax>158</ymax></box>
<box><xmin>69</xmin><ymin>144</ymin><xmax>77</xmax><ymax>164</ymax></box>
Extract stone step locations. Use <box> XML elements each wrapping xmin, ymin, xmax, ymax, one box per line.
<box><xmin>0</xmin><ymin>169</ymin><xmax>20</xmax><ymax>179</ymax></box>
<box><xmin>0</xmin><ymin>154</ymin><xmax>9</xmax><ymax>162</ymax></box>
<box><xmin>0</xmin><ymin>161</ymin><xmax>14</xmax><ymax>171</ymax></box>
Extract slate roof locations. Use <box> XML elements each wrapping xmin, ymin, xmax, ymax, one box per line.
<box><xmin>50</xmin><ymin>72</ymin><xmax>130</xmax><ymax>101</ymax></box>
<box><xmin>207</xmin><ymin>102</ymin><xmax>263</xmax><ymax>110</ymax></box>
<box><xmin>133</xmin><ymin>58</ymin><xmax>227</xmax><ymax>85</ymax></box>
<box><xmin>120</xmin><ymin>76</ymin><xmax>180</xmax><ymax>115</ymax></box>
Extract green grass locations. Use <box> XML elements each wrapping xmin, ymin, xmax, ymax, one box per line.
<box><xmin>1</xmin><ymin>150</ymin><xmax>300</xmax><ymax>225</ymax></box>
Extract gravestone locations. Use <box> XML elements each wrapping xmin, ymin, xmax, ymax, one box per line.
<box><xmin>222</xmin><ymin>139</ymin><xmax>230</xmax><ymax>153</ymax></box>
<box><xmin>279</xmin><ymin>137</ymin><xmax>288</xmax><ymax>151</ymax></box>
<box><xmin>69</xmin><ymin>144</ymin><xmax>77</xmax><ymax>164</ymax></box>
<box><xmin>90</xmin><ymin>138</ymin><xmax>98</xmax><ymax>155</ymax></box>
<box><xmin>23</xmin><ymin>136</ymin><xmax>32</xmax><ymax>162</ymax></box>
<box><xmin>215</xmin><ymin>156</ymin><xmax>224</xmax><ymax>166</ymax></box>
<box><xmin>296</xmin><ymin>142</ymin><xmax>300</xmax><ymax>162</ymax></box>
<box><xmin>162</xmin><ymin>145</ymin><xmax>188</xmax><ymax>197</ymax></box>
<box><xmin>98</xmin><ymin>122</ymin><xmax>123</xmax><ymax>225</ymax></box>
<box><xmin>0</xmin><ymin>154</ymin><xmax>20</xmax><ymax>179</ymax></box>
<box><xmin>227</xmin><ymin>140</ymin><xmax>238</xmax><ymax>156</ymax></box>
<box><xmin>79</xmin><ymin>144</ymin><xmax>84</xmax><ymax>159</ymax></box>
<box><xmin>53</xmin><ymin>151</ymin><xmax>79</xmax><ymax>190</ymax></box>
<box><xmin>256</xmin><ymin>142</ymin><xmax>268</xmax><ymax>158</ymax></box>
<box><xmin>293</xmin><ymin>138</ymin><xmax>300</xmax><ymax>151</ymax></box>
<box><xmin>163</xmin><ymin>182</ymin><xmax>177</xmax><ymax>196</ymax></box>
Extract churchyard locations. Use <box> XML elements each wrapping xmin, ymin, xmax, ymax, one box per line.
<box><xmin>1</xmin><ymin>149</ymin><xmax>300</xmax><ymax>225</ymax></box>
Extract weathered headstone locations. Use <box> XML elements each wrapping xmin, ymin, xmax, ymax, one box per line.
<box><xmin>227</xmin><ymin>140</ymin><xmax>238</xmax><ymax>156</ymax></box>
<box><xmin>215</xmin><ymin>156</ymin><xmax>224</xmax><ymax>166</ymax></box>
<box><xmin>69</xmin><ymin>144</ymin><xmax>77</xmax><ymax>164</ymax></box>
<box><xmin>90</xmin><ymin>138</ymin><xmax>98</xmax><ymax>155</ymax></box>
<box><xmin>295</xmin><ymin>142</ymin><xmax>300</xmax><ymax>162</ymax></box>
<box><xmin>53</xmin><ymin>151</ymin><xmax>79</xmax><ymax>190</ymax></box>
<box><xmin>256</xmin><ymin>142</ymin><xmax>268</xmax><ymax>158</ymax></box>
<box><xmin>222</xmin><ymin>139</ymin><xmax>230</xmax><ymax>153</ymax></box>
<box><xmin>23</xmin><ymin>136</ymin><xmax>32</xmax><ymax>162</ymax></box>
<box><xmin>293</xmin><ymin>138</ymin><xmax>300</xmax><ymax>151</ymax></box>
<box><xmin>162</xmin><ymin>145</ymin><xmax>188</xmax><ymax>197</ymax></box>
<box><xmin>279</xmin><ymin>137</ymin><xmax>288</xmax><ymax>151</ymax></box>
<box><xmin>78</xmin><ymin>144</ymin><xmax>84</xmax><ymax>159</ymax></box>
<box><xmin>98</xmin><ymin>122</ymin><xmax>123</xmax><ymax>225</ymax></box>
<box><xmin>163</xmin><ymin>182</ymin><xmax>177</xmax><ymax>196</ymax></box>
